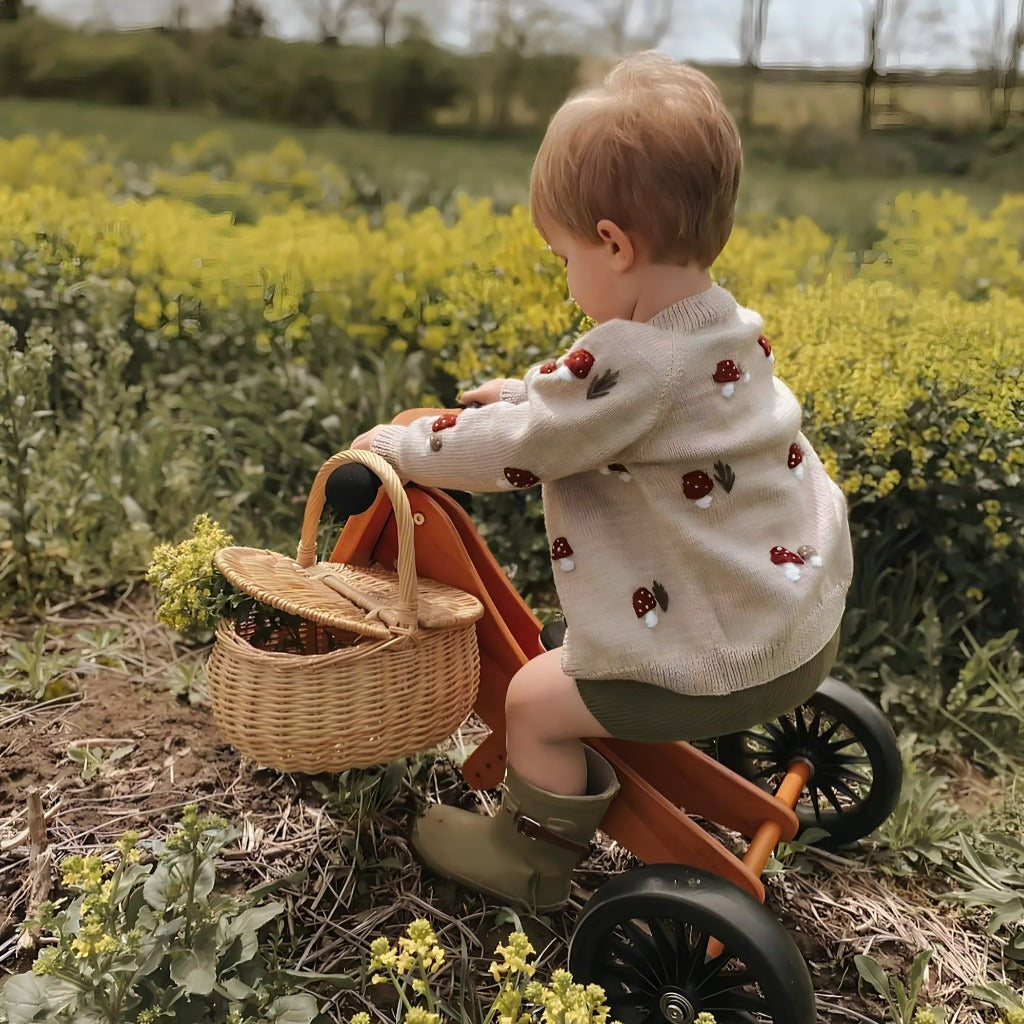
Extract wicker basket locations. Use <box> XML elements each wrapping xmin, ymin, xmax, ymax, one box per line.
<box><xmin>206</xmin><ymin>449</ymin><xmax>484</xmax><ymax>774</ymax></box>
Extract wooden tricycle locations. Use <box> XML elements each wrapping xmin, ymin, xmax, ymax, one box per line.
<box><xmin>322</xmin><ymin>410</ymin><xmax>903</xmax><ymax>1024</ymax></box>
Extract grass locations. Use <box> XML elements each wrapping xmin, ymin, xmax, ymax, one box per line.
<box><xmin>1</xmin><ymin>97</ymin><xmax>1019</xmax><ymax>250</ymax></box>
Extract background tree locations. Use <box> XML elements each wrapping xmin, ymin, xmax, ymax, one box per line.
<box><xmin>594</xmin><ymin>0</ymin><xmax>676</xmax><ymax>54</ymax></box>
<box><xmin>0</xmin><ymin>0</ymin><xmax>22</xmax><ymax>21</ymax></box>
<box><xmin>226</xmin><ymin>0</ymin><xmax>267</xmax><ymax>37</ymax></box>
<box><xmin>356</xmin><ymin>0</ymin><xmax>404</xmax><ymax>46</ymax></box>
<box><xmin>162</xmin><ymin>0</ymin><xmax>193</xmax><ymax>31</ymax></box>
<box><xmin>300</xmin><ymin>0</ymin><xmax>360</xmax><ymax>44</ymax></box>
<box><xmin>860</xmin><ymin>0</ymin><xmax>910</xmax><ymax>133</ymax></box>
<box><xmin>982</xmin><ymin>0</ymin><xmax>1024</xmax><ymax>130</ymax></box>
<box><xmin>738</xmin><ymin>0</ymin><xmax>771</xmax><ymax>128</ymax></box>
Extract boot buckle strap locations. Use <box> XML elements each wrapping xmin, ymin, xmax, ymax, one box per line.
<box><xmin>513</xmin><ymin>813</ymin><xmax>589</xmax><ymax>856</ymax></box>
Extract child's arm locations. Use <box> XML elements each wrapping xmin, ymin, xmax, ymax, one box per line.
<box><xmin>368</xmin><ymin>322</ymin><xmax>672</xmax><ymax>493</ymax></box>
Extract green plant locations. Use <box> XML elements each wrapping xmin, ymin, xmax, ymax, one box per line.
<box><xmin>349</xmin><ymin>919</ymin><xmax>635</xmax><ymax>1024</ymax></box>
<box><xmin>968</xmin><ymin>981</ymin><xmax>1024</xmax><ymax>1015</ymax></box>
<box><xmin>872</xmin><ymin>741</ymin><xmax>965</xmax><ymax>873</ymax></box>
<box><xmin>0</xmin><ymin>625</ymin><xmax>78</xmax><ymax>701</ymax></box>
<box><xmin>66</xmin><ymin>742</ymin><xmax>135</xmax><ymax>782</ymax></box>
<box><xmin>310</xmin><ymin>755</ymin><xmax>433</xmax><ymax>894</ymax></box>
<box><xmin>946</xmin><ymin>832</ymin><xmax>1024</xmax><ymax>963</ymax></box>
<box><xmin>0</xmin><ymin>805</ymin><xmax>335</xmax><ymax>1024</ymax></box>
<box><xmin>942</xmin><ymin>630</ymin><xmax>1024</xmax><ymax>767</ymax></box>
<box><xmin>854</xmin><ymin>949</ymin><xmax>943</xmax><ymax>1024</ymax></box>
<box><xmin>145</xmin><ymin>513</ymin><xmax>354</xmax><ymax>652</ymax></box>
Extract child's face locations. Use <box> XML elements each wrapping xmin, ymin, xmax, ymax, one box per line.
<box><xmin>543</xmin><ymin>220</ymin><xmax>635</xmax><ymax>324</ymax></box>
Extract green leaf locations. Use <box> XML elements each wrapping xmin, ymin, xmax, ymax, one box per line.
<box><xmin>0</xmin><ymin>974</ymin><xmax>79</xmax><ymax>1024</ymax></box>
<box><xmin>854</xmin><ymin>953</ymin><xmax>891</xmax><ymax>1000</ymax></box>
<box><xmin>169</xmin><ymin>924</ymin><xmax>219</xmax><ymax>995</ymax></box>
<box><xmin>267</xmin><ymin>993</ymin><xmax>321</xmax><ymax>1023</ymax></box>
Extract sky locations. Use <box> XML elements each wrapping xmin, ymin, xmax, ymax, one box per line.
<box><xmin>30</xmin><ymin>0</ymin><xmax>1024</xmax><ymax>70</ymax></box>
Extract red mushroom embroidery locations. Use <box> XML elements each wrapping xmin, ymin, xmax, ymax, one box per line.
<box><xmin>502</xmin><ymin>467</ymin><xmax>540</xmax><ymax>489</ymax></box>
<box><xmin>632</xmin><ymin>587</ymin><xmax>659</xmax><ymax>628</ymax></box>
<box><xmin>713</xmin><ymin>359</ymin><xmax>745</xmax><ymax>397</ymax></box>
<box><xmin>788</xmin><ymin>443</ymin><xmax>805</xmax><ymax>480</ymax></box>
<box><xmin>682</xmin><ymin>470</ymin><xmax>715</xmax><ymax>509</ymax></box>
<box><xmin>550</xmin><ymin>537</ymin><xmax>575</xmax><ymax>572</ymax></box>
<box><xmin>770</xmin><ymin>545</ymin><xmax>806</xmax><ymax>581</ymax></box>
<box><xmin>798</xmin><ymin>544</ymin><xmax>823</xmax><ymax>567</ymax></box>
<box><xmin>539</xmin><ymin>360</ymin><xmax>558</xmax><ymax>374</ymax></box>
<box><xmin>556</xmin><ymin>349</ymin><xmax>595</xmax><ymax>381</ymax></box>
<box><xmin>757</xmin><ymin>335</ymin><xmax>774</xmax><ymax>363</ymax></box>
<box><xmin>427</xmin><ymin>414</ymin><xmax>459</xmax><ymax>453</ymax></box>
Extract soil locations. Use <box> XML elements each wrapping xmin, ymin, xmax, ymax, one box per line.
<box><xmin>0</xmin><ymin>590</ymin><xmax>1012</xmax><ymax>1023</ymax></box>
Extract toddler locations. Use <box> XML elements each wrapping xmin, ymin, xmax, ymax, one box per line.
<box><xmin>351</xmin><ymin>51</ymin><xmax>852</xmax><ymax>911</ymax></box>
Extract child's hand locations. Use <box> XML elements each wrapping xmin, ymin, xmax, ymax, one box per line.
<box><xmin>350</xmin><ymin>425</ymin><xmax>386</xmax><ymax>450</ymax></box>
<box><xmin>459</xmin><ymin>378</ymin><xmax>513</xmax><ymax>406</ymax></box>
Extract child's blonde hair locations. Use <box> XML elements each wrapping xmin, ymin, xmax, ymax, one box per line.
<box><xmin>530</xmin><ymin>51</ymin><xmax>742</xmax><ymax>269</ymax></box>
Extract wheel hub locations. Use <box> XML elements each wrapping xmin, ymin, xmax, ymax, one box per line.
<box><xmin>659</xmin><ymin>991</ymin><xmax>696</xmax><ymax>1024</ymax></box>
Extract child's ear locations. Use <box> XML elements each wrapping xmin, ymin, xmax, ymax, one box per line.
<box><xmin>595</xmin><ymin>219</ymin><xmax>636</xmax><ymax>272</ymax></box>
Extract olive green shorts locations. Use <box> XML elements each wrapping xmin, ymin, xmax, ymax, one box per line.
<box><xmin>576</xmin><ymin>630</ymin><xmax>840</xmax><ymax>743</ymax></box>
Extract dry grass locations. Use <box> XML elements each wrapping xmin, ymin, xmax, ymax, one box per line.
<box><xmin>1</xmin><ymin>594</ymin><xmax>1018</xmax><ymax>1021</ymax></box>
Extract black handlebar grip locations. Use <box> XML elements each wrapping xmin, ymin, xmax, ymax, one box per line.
<box><xmin>324</xmin><ymin>463</ymin><xmax>383</xmax><ymax>518</ymax></box>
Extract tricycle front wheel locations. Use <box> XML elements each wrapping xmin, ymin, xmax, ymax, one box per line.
<box><xmin>568</xmin><ymin>865</ymin><xmax>815</xmax><ymax>1024</ymax></box>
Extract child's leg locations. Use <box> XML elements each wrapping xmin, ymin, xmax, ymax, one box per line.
<box><xmin>504</xmin><ymin>648</ymin><xmax>612</xmax><ymax>796</ymax></box>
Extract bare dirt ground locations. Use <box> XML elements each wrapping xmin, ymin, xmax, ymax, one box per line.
<box><xmin>0</xmin><ymin>590</ymin><xmax>1008</xmax><ymax>1022</ymax></box>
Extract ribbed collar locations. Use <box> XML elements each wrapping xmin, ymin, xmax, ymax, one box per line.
<box><xmin>648</xmin><ymin>283</ymin><xmax>736</xmax><ymax>332</ymax></box>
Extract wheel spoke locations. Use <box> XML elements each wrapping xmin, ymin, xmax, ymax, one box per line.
<box><xmin>817</xmin><ymin>780</ymin><xmax>847</xmax><ymax>814</ymax></box>
<box><xmin>602</xmin><ymin>951</ymin><xmax>660</xmax><ymax>995</ymax></box>
<box><xmin>828</xmin><ymin>735</ymin><xmax>865</xmax><ymax>754</ymax></box>
<box><xmin>831</xmin><ymin>764</ymin><xmax>872</xmax><ymax>788</ymax></box>
<box><xmin>829</xmin><ymin>776</ymin><xmax>867</xmax><ymax>804</ymax></box>
<box><xmin>607</xmin><ymin>923</ymin><xmax>666</xmax><ymax>989</ymax></box>
<box><xmin>648</xmin><ymin>916</ymin><xmax>679</xmax><ymax>976</ymax></box>
<box><xmin>698</xmin><ymin>966</ymin><xmax>768</xmax><ymax>1010</ymax></box>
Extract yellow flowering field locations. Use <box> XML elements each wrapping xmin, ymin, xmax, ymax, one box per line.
<box><xmin>0</xmin><ymin>133</ymin><xmax>1021</xmax><ymax>693</ymax></box>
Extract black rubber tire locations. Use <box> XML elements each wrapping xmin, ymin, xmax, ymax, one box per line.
<box><xmin>568</xmin><ymin>865</ymin><xmax>815</xmax><ymax>1024</ymax></box>
<box><xmin>716</xmin><ymin>676</ymin><xmax>902</xmax><ymax>847</ymax></box>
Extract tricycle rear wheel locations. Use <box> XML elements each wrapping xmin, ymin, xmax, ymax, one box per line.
<box><xmin>716</xmin><ymin>676</ymin><xmax>902</xmax><ymax>847</ymax></box>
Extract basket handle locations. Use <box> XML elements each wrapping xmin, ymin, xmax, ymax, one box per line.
<box><xmin>295</xmin><ymin>449</ymin><xmax>418</xmax><ymax>631</ymax></box>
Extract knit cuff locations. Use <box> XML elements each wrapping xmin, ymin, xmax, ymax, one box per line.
<box><xmin>370</xmin><ymin>425</ymin><xmax>406</xmax><ymax>471</ymax></box>
<box><xmin>500</xmin><ymin>378</ymin><xmax>528</xmax><ymax>404</ymax></box>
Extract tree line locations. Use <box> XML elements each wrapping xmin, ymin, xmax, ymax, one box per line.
<box><xmin>1</xmin><ymin>0</ymin><xmax>1022</xmax><ymax>133</ymax></box>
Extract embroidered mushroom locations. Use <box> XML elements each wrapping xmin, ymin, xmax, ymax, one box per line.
<box><xmin>798</xmin><ymin>544</ymin><xmax>823</xmax><ymax>567</ymax></box>
<box><xmin>600</xmin><ymin>462</ymin><xmax>631</xmax><ymax>481</ymax></box>
<box><xmin>770</xmin><ymin>545</ymin><xmax>805</xmax><ymax>581</ymax></box>
<box><xmin>539</xmin><ymin>360</ymin><xmax>558</xmax><ymax>374</ymax></box>
<box><xmin>432</xmin><ymin>414</ymin><xmax>458</xmax><ymax>432</ymax></box>
<box><xmin>788</xmin><ymin>443</ymin><xmax>805</xmax><ymax>479</ymax></box>
<box><xmin>550</xmin><ymin>537</ymin><xmax>575</xmax><ymax>571</ymax></box>
<box><xmin>556</xmin><ymin>348</ymin><xmax>595</xmax><ymax>381</ymax></box>
<box><xmin>758</xmin><ymin>335</ymin><xmax>774</xmax><ymax>363</ymax></box>
<box><xmin>632</xmin><ymin>587</ymin><xmax>659</xmax><ymax>627</ymax></box>
<box><xmin>501</xmin><ymin>467</ymin><xmax>540</xmax><ymax>489</ymax></box>
<box><xmin>682</xmin><ymin>470</ymin><xmax>715</xmax><ymax>509</ymax></box>
<box><xmin>713</xmin><ymin>359</ymin><xmax>743</xmax><ymax>397</ymax></box>
<box><xmin>428</xmin><ymin>413</ymin><xmax>459</xmax><ymax>452</ymax></box>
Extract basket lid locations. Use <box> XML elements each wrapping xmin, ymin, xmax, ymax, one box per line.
<box><xmin>215</xmin><ymin>546</ymin><xmax>483</xmax><ymax>639</ymax></box>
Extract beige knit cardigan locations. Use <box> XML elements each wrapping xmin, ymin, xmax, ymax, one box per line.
<box><xmin>373</xmin><ymin>284</ymin><xmax>853</xmax><ymax>695</ymax></box>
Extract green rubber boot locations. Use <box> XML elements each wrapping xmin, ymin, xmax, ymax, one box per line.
<box><xmin>411</xmin><ymin>747</ymin><xmax>619</xmax><ymax>911</ymax></box>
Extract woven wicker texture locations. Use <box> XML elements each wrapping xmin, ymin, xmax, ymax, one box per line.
<box><xmin>206</xmin><ymin>449</ymin><xmax>483</xmax><ymax>773</ymax></box>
